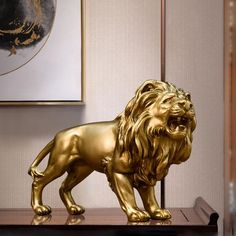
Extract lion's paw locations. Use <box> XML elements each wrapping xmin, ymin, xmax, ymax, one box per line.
<box><xmin>128</xmin><ymin>210</ymin><xmax>150</xmax><ymax>222</ymax></box>
<box><xmin>68</xmin><ymin>205</ymin><xmax>85</xmax><ymax>215</ymax></box>
<box><xmin>33</xmin><ymin>205</ymin><xmax>51</xmax><ymax>216</ymax></box>
<box><xmin>150</xmin><ymin>209</ymin><xmax>171</xmax><ymax>220</ymax></box>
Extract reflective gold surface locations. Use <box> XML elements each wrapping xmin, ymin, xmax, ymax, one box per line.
<box><xmin>28</xmin><ymin>80</ymin><xmax>196</xmax><ymax>222</ymax></box>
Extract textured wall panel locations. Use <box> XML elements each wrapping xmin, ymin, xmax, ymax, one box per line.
<box><xmin>165</xmin><ymin>0</ymin><xmax>224</xmax><ymax>234</ymax></box>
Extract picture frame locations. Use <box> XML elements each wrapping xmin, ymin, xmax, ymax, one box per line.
<box><xmin>0</xmin><ymin>0</ymin><xmax>85</xmax><ymax>106</ymax></box>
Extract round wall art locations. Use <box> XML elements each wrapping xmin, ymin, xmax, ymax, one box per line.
<box><xmin>0</xmin><ymin>0</ymin><xmax>56</xmax><ymax>76</ymax></box>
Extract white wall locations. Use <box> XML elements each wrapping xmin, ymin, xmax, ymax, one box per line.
<box><xmin>0</xmin><ymin>0</ymin><xmax>223</xmax><ymax>234</ymax></box>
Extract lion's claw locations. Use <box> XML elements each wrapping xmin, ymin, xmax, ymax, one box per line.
<box><xmin>33</xmin><ymin>205</ymin><xmax>51</xmax><ymax>215</ymax></box>
<box><xmin>68</xmin><ymin>205</ymin><xmax>85</xmax><ymax>215</ymax></box>
<box><xmin>150</xmin><ymin>209</ymin><xmax>171</xmax><ymax>220</ymax></box>
<box><xmin>128</xmin><ymin>210</ymin><xmax>150</xmax><ymax>222</ymax></box>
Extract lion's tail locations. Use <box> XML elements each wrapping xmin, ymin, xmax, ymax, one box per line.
<box><xmin>28</xmin><ymin>140</ymin><xmax>54</xmax><ymax>178</ymax></box>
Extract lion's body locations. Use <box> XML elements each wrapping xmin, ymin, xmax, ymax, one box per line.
<box><xmin>29</xmin><ymin>80</ymin><xmax>196</xmax><ymax>222</ymax></box>
<box><xmin>50</xmin><ymin>120</ymin><xmax>119</xmax><ymax>173</ymax></box>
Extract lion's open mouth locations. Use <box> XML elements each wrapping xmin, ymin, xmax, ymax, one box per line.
<box><xmin>168</xmin><ymin>116</ymin><xmax>188</xmax><ymax>133</ymax></box>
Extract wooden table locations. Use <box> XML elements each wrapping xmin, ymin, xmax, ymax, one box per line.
<box><xmin>0</xmin><ymin>197</ymin><xmax>219</xmax><ymax>236</ymax></box>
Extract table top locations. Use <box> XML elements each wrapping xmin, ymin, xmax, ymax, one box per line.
<box><xmin>0</xmin><ymin>207</ymin><xmax>204</xmax><ymax>226</ymax></box>
<box><xmin>0</xmin><ymin>205</ymin><xmax>219</xmax><ymax>235</ymax></box>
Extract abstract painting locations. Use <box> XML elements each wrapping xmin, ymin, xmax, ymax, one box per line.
<box><xmin>0</xmin><ymin>0</ymin><xmax>84</xmax><ymax>105</ymax></box>
<box><xmin>0</xmin><ymin>0</ymin><xmax>56</xmax><ymax>75</ymax></box>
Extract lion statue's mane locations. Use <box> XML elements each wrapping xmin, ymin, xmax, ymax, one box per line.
<box><xmin>117</xmin><ymin>80</ymin><xmax>196</xmax><ymax>186</ymax></box>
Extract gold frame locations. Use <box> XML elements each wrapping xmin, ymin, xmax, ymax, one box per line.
<box><xmin>0</xmin><ymin>0</ymin><xmax>86</xmax><ymax>106</ymax></box>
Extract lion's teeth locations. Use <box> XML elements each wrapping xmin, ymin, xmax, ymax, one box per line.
<box><xmin>170</xmin><ymin>123</ymin><xmax>176</xmax><ymax>130</ymax></box>
<box><xmin>179</xmin><ymin>125</ymin><xmax>186</xmax><ymax>131</ymax></box>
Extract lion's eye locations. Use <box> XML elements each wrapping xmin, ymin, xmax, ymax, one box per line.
<box><xmin>163</xmin><ymin>96</ymin><xmax>173</xmax><ymax>104</ymax></box>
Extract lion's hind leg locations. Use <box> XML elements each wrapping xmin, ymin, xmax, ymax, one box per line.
<box><xmin>59</xmin><ymin>161</ymin><xmax>93</xmax><ymax>215</ymax></box>
<box><xmin>31</xmin><ymin>159</ymin><xmax>68</xmax><ymax>215</ymax></box>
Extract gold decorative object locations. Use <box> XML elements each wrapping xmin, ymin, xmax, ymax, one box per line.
<box><xmin>28</xmin><ymin>80</ymin><xmax>196</xmax><ymax>222</ymax></box>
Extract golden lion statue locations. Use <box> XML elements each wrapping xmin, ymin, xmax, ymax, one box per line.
<box><xmin>28</xmin><ymin>80</ymin><xmax>196</xmax><ymax>222</ymax></box>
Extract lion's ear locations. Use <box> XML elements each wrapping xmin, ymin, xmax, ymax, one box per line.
<box><xmin>185</xmin><ymin>92</ymin><xmax>191</xmax><ymax>101</ymax></box>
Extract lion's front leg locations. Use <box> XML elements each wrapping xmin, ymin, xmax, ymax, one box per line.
<box><xmin>111</xmin><ymin>172</ymin><xmax>150</xmax><ymax>222</ymax></box>
<box><xmin>102</xmin><ymin>156</ymin><xmax>150</xmax><ymax>222</ymax></box>
<box><xmin>137</xmin><ymin>186</ymin><xmax>171</xmax><ymax>220</ymax></box>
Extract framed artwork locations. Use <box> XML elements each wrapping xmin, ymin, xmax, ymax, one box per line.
<box><xmin>0</xmin><ymin>0</ymin><xmax>85</xmax><ymax>105</ymax></box>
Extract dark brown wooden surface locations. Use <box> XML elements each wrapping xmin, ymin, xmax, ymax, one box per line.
<box><xmin>0</xmin><ymin>198</ymin><xmax>218</xmax><ymax>235</ymax></box>
<box><xmin>0</xmin><ymin>209</ymin><xmax>218</xmax><ymax>235</ymax></box>
<box><xmin>0</xmin><ymin>208</ymin><xmax>203</xmax><ymax>226</ymax></box>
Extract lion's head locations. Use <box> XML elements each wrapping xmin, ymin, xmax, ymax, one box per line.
<box><xmin>117</xmin><ymin>80</ymin><xmax>196</xmax><ymax>186</ymax></box>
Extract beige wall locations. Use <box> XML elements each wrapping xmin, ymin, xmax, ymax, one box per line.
<box><xmin>0</xmin><ymin>0</ymin><xmax>223</xmax><ymax>234</ymax></box>
<box><xmin>165</xmin><ymin>0</ymin><xmax>224</xmax><ymax>234</ymax></box>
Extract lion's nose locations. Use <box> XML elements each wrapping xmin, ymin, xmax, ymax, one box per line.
<box><xmin>178</xmin><ymin>100</ymin><xmax>192</xmax><ymax>110</ymax></box>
